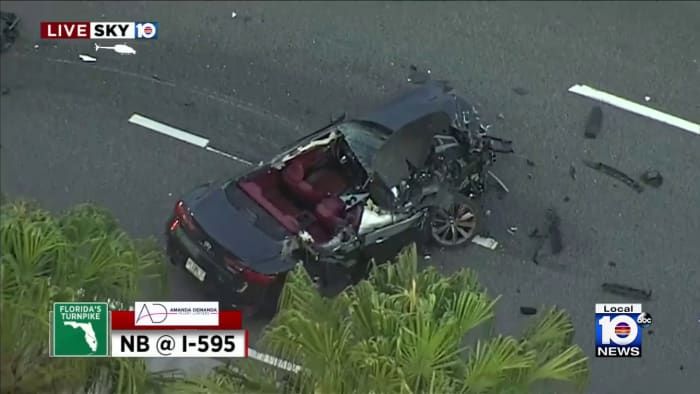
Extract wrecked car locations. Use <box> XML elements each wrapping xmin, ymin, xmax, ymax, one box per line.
<box><xmin>165</xmin><ymin>80</ymin><xmax>513</xmax><ymax>313</ymax></box>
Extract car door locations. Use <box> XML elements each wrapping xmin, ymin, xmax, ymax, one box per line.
<box><xmin>361</xmin><ymin>210</ymin><xmax>424</xmax><ymax>264</ymax></box>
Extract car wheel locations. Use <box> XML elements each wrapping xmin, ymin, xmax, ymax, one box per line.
<box><xmin>429</xmin><ymin>197</ymin><xmax>481</xmax><ymax>247</ymax></box>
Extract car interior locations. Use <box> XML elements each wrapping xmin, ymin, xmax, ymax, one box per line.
<box><xmin>238</xmin><ymin>138</ymin><xmax>366</xmax><ymax>244</ymax></box>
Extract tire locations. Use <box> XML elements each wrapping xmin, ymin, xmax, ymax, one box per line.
<box><xmin>428</xmin><ymin>195</ymin><xmax>482</xmax><ymax>247</ymax></box>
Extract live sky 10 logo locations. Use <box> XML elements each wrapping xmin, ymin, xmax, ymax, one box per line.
<box><xmin>595</xmin><ymin>303</ymin><xmax>652</xmax><ymax>358</ymax></box>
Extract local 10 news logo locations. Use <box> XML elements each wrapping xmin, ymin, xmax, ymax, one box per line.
<box><xmin>595</xmin><ymin>303</ymin><xmax>652</xmax><ymax>357</ymax></box>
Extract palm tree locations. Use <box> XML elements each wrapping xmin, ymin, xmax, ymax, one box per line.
<box><xmin>0</xmin><ymin>200</ymin><xmax>174</xmax><ymax>394</ymax></box>
<box><xmin>248</xmin><ymin>243</ymin><xmax>590</xmax><ymax>394</ymax></box>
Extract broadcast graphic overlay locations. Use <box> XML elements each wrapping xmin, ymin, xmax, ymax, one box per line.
<box><xmin>110</xmin><ymin>301</ymin><xmax>248</xmax><ymax>358</ymax></box>
<box><xmin>50</xmin><ymin>302</ymin><xmax>110</xmax><ymax>357</ymax></box>
<box><xmin>595</xmin><ymin>303</ymin><xmax>652</xmax><ymax>358</ymax></box>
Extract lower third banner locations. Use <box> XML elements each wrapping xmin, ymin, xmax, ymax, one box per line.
<box><xmin>110</xmin><ymin>310</ymin><xmax>248</xmax><ymax>357</ymax></box>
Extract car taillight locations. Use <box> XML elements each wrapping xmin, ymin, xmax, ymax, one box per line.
<box><xmin>224</xmin><ymin>255</ymin><xmax>276</xmax><ymax>286</ymax></box>
<box><xmin>174</xmin><ymin>201</ymin><xmax>199</xmax><ymax>234</ymax></box>
<box><xmin>169</xmin><ymin>218</ymin><xmax>180</xmax><ymax>232</ymax></box>
<box><xmin>243</xmin><ymin>269</ymin><xmax>277</xmax><ymax>285</ymax></box>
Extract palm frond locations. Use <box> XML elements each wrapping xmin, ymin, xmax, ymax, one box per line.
<box><xmin>460</xmin><ymin>336</ymin><xmax>535</xmax><ymax>394</ymax></box>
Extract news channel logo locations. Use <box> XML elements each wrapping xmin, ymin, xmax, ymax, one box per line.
<box><xmin>135</xmin><ymin>22</ymin><xmax>158</xmax><ymax>39</ymax></box>
<box><xmin>595</xmin><ymin>303</ymin><xmax>652</xmax><ymax>357</ymax></box>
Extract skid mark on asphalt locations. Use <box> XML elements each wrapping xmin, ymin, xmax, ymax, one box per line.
<box><xmin>568</xmin><ymin>84</ymin><xmax>700</xmax><ymax>136</ymax></box>
<box><xmin>128</xmin><ymin>113</ymin><xmax>255</xmax><ymax>166</ymax></box>
<box><xmin>41</xmin><ymin>56</ymin><xmax>302</xmax><ymax>132</ymax></box>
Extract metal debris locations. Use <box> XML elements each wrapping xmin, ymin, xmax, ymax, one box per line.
<box><xmin>584</xmin><ymin>106</ymin><xmax>603</xmax><ymax>139</ymax></box>
<box><xmin>471</xmin><ymin>235</ymin><xmax>499</xmax><ymax>250</ymax></box>
<box><xmin>78</xmin><ymin>54</ymin><xmax>96</xmax><ymax>62</ymax></box>
<box><xmin>640</xmin><ymin>170</ymin><xmax>663</xmax><ymax>188</ymax></box>
<box><xmin>546</xmin><ymin>208</ymin><xmax>563</xmax><ymax>255</ymax></box>
<box><xmin>512</xmin><ymin>87</ymin><xmax>529</xmax><ymax>96</ymax></box>
<box><xmin>526</xmin><ymin>159</ymin><xmax>535</xmax><ymax>167</ymax></box>
<box><xmin>507</xmin><ymin>226</ymin><xmax>518</xmax><ymax>235</ymax></box>
<box><xmin>520</xmin><ymin>306</ymin><xmax>537</xmax><ymax>315</ymax></box>
<box><xmin>569</xmin><ymin>164</ymin><xmax>576</xmax><ymax>180</ymax></box>
<box><xmin>488</xmin><ymin>170</ymin><xmax>509</xmax><ymax>193</ymax></box>
<box><xmin>1</xmin><ymin>11</ymin><xmax>20</xmax><ymax>53</ymax></box>
<box><xmin>497</xmin><ymin>112</ymin><xmax>505</xmax><ymax>120</ymax></box>
<box><xmin>33</xmin><ymin>44</ymin><xmax>39</xmax><ymax>49</ymax></box>
<box><xmin>232</xmin><ymin>11</ymin><xmax>237</xmax><ymax>18</ymax></box>
<box><xmin>407</xmin><ymin>64</ymin><xmax>430</xmax><ymax>84</ymax></box>
<box><xmin>601</xmin><ymin>283</ymin><xmax>652</xmax><ymax>300</ymax></box>
<box><xmin>582</xmin><ymin>160</ymin><xmax>644</xmax><ymax>193</ymax></box>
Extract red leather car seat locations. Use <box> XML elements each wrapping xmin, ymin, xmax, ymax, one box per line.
<box><xmin>315</xmin><ymin>196</ymin><xmax>347</xmax><ymax>233</ymax></box>
<box><xmin>282</xmin><ymin>161</ymin><xmax>327</xmax><ymax>205</ymax></box>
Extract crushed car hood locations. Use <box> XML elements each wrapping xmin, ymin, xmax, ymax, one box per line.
<box><xmin>185</xmin><ymin>186</ymin><xmax>296</xmax><ymax>275</ymax></box>
<box><xmin>357</xmin><ymin>80</ymin><xmax>470</xmax><ymax>133</ymax></box>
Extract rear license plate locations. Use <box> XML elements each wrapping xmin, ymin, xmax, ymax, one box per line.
<box><xmin>185</xmin><ymin>258</ymin><xmax>206</xmax><ymax>282</ymax></box>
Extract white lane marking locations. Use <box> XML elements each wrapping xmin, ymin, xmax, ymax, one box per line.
<box><xmin>248</xmin><ymin>348</ymin><xmax>302</xmax><ymax>373</ymax></box>
<box><xmin>568</xmin><ymin>84</ymin><xmax>700</xmax><ymax>136</ymax></box>
<box><xmin>128</xmin><ymin>113</ymin><xmax>255</xmax><ymax>166</ymax></box>
<box><xmin>129</xmin><ymin>113</ymin><xmax>210</xmax><ymax>148</ymax></box>
<box><xmin>205</xmin><ymin>146</ymin><xmax>254</xmax><ymax>166</ymax></box>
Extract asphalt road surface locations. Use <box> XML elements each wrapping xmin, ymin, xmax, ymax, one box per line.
<box><xmin>2</xmin><ymin>1</ymin><xmax>699</xmax><ymax>392</ymax></box>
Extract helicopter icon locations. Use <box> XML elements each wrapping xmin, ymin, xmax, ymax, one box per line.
<box><xmin>94</xmin><ymin>43</ymin><xmax>136</xmax><ymax>55</ymax></box>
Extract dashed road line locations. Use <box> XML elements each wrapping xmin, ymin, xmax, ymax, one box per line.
<box><xmin>568</xmin><ymin>84</ymin><xmax>700</xmax><ymax>136</ymax></box>
<box><xmin>129</xmin><ymin>113</ymin><xmax>209</xmax><ymax>148</ymax></box>
<box><xmin>128</xmin><ymin>113</ymin><xmax>254</xmax><ymax>166</ymax></box>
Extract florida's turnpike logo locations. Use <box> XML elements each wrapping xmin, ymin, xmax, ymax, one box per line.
<box><xmin>595</xmin><ymin>303</ymin><xmax>652</xmax><ymax>357</ymax></box>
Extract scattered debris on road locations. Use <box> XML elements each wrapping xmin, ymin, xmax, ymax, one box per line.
<box><xmin>569</xmin><ymin>164</ymin><xmax>576</xmax><ymax>180</ymax></box>
<box><xmin>1</xmin><ymin>11</ymin><xmax>20</xmax><ymax>53</ymax></box>
<box><xmin>407</xmin><ymin>64</ymin><xmax>431</xmax><ymax>84</ymax></box>
<box><xmin>78</xmin><ymin>54</ymin><xmax>96</xmax><ymax>63</ymax></box>
<box><xmin>608</xmin><ymin>261</ymin><xmax>617</xmax><ymax>268</ymax></box>
<box><xmin>644</xmin><ymin>95</ymin><xmax>651</xmax><ymax>102</ymax></box>
<box><xmin>33</xmin><ymin>44</ymin><xmax>39</xmax><ymax>49</ymax></box>
<box><xmin>582</xmin><ymin>160</ymin><xmax>644</xmax><ymax>193</ymax></box>
<box><xmin>601</xmin><ymin>282</ymin><xmax>652</xmax><ymax>300</ymax></box>
<box><xmin>512</xmin><ymin>87</ymin><xmax>529</xmax><ymax>96</ymax></box>
<box><xmin>526</xmin><ymin>159</ymin><xmax>535</xmax><ymax>167</ymax></box>
<box><xmin>530</xmin><ymin>208</ymin><xmax>563</xmax><ymax>264</ymax></box>
<box><xmin>423</xmin><ymin>254</ymin><xmax>431</xmax><ymax>260</ymax></box>
<box><xmin>563</xmin><ymin>196</ymin><xmax>570</xmax><ymax>202</ymax></box>
<box><xmin>507</xmin><ymin>226</ymin><xmax>518</xmax><ymax>235</ymax></box>
<box><xmin>584</xmin><ymin>106</ymin><xmax>603</xmax><ymax>139</ymax></box>
<box><xmin>546</xmin><ymin>208</ymin><xmax>563</xmax><ymax>255</ymax></box>
<box><xmin>497</xmin><ymin>112</ymin><xmax>505</xmax><ymax>120</ymax></box>
<box><xmin>232</xmin><ymin>11</ymin><xmax>237</xmax><ymax>19</ymax></box>
<box><xmin>472</xmin><ymin>235</ymin><xmax>499</xmax><ymax>250</ymax></box>
<box><xmin>488</xmin><ymin>170</ymin><xmax>510</xmax><ymax>194</ymax></box>
<box><xmin>520</xmin><ymin>306</ymin><xmax>537</xmax><ymax>315</ymax></box>
<box><xmin>640</xmin><ymin>170</ymin><xmax>663</xmax><ymax>188</ymax></box>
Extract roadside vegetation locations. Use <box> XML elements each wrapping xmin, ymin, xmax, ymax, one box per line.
<box><xmin>1</xmin><ymin>199</ymin><xmax>589</xmax><ymax>393</ymax></box>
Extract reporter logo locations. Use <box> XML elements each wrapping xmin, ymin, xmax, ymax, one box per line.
<box><xmin>595</xmin><ymin>303</ymin><xmax>650</xmax><ymax>357</ymax></box>
<box><xmin>135</xmin><ymin>22</ymin><xmax>158</xmax><ymax>39</ymax></box>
